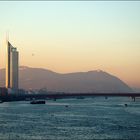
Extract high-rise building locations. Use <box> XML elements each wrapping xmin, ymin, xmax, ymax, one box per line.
<box><xmin>6</xmin><ymin>41</ymin><xmax>19</xmax><ymax>89</ymax></box>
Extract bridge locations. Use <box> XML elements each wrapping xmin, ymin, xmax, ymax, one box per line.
<box><xmin>0</xmin><ymin>92</ymin><xmax>140</xmax><ymax>102</ymax></box>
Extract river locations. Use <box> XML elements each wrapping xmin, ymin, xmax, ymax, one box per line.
<box><xmin>0</xmin><ymin>97</ymin><xmax>140</xmax><ymax>139</ymax></box>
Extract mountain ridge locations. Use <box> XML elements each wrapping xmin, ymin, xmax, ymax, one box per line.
<box><xmin>0</xmin><ymin>66</ymin><xmax>132</xmax><ymax>93</ymax></box>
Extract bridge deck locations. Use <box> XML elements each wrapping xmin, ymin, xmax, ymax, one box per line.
<box><xmin>0</xmin><ymin>92</ymin><xmax>140</xmax><ymax>102</ymax></box>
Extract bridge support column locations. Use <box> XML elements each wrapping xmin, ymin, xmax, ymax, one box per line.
<box><xmin>131</xmin><ymin>96</ymin><xmax>136</xmax><ymax>102</ymax></box>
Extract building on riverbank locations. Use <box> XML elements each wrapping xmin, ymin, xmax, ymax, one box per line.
<box><xmin>6</xmin><ymin>41</ymin><xmax>19</xmax><ymax>90</ymax></box>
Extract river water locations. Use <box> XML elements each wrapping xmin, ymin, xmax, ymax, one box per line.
<box><xmin>0</xmin><ymin>97</ymin><xmax>140</xmax><ymax>140</ymax></box>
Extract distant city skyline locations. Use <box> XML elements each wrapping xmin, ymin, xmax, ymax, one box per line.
<box><xmin>0</xmin><ymin>1</ymin><xmax>140</xmax><ymax>88</ymax></box>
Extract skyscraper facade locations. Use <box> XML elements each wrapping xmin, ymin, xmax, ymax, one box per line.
<box><xmin>6</xmin><ymin>41</ymin><xmax>19</xmax><ymax>89</ymax></box>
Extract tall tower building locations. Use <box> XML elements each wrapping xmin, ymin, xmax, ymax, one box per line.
<box><xmin>6</xmin><ymin>41</ymin><xmax>19</xmax><ymax>89</ymax></box>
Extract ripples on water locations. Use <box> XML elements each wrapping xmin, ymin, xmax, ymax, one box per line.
<box><xmin>0</xmin><ymin>97</ymin><xmax>140</xmax><ymax>140</ymax></box>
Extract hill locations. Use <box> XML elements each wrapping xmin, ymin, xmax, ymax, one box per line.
<box><xmin>0</xmin><ymin>66</ymin><xmax>132</xmax><ymax>93</ymax></box>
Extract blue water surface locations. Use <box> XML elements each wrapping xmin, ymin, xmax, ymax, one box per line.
<box><xmin>0</xmin><ymin>97</ymin><xmax>140</xmax><ymax>140</ymax></box>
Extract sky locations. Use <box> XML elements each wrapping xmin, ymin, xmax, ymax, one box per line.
<box><xmin>0</xmin><ymin>1</ymin><xmax>140</xmax><ymax>88</ymax></box>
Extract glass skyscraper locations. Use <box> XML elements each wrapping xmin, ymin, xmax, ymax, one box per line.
<box><xmin>6</xmin><ymin>41</ymin><xmax>19</xmax><ymax>90</ymax></box>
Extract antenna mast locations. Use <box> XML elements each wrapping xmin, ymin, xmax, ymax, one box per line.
<box><xmin>6</xmin><ymin>30</ymin><xmax>9</xmax><ymax>44</ymax></box>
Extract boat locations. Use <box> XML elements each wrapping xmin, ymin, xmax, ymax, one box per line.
<box><xmin>65</xmin><ymin>105</ymin><xmax>69</xmax><ymax>108</ymax></box>
<box><xmin>124</xmin><ymin>104</ymin><xmax>128</xmax><ymax>107</ymax></box>
<box><xmin>30</xmin><ymin>100</ymin><xmax>45</xmax><ymax>104</ymax></box>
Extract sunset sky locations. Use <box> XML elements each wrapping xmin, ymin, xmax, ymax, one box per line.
<box><xmin>0</xmin><ymin>1</ymin><xmax>140</xmax><ymax>88</ymax></box>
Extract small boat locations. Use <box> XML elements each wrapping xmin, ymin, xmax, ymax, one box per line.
<box><xmin>124</xmin><ymin>104</ymin><xmax>128</xmax><ymax>107</ymax></box>
<box><xmin>65</xmin><ymin>105</ymin><xmax>69</xmax><ymax>108</ymax></box>
<box><xmin>30</xmin><ymin>100</ymin><xmax>45</xmax><ymax>104</ymax></box>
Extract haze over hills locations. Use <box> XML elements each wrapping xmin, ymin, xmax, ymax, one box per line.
<box><xmin>0</xmin><ymin>66</ymin><xmax>133</xmax><ymax>93</ymax></box>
